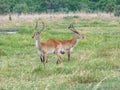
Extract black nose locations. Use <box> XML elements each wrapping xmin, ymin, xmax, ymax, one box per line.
<box><xmin>32</xmin><ymin>36</ymin><xmax>34</xmax><ymax>38</ymax></box>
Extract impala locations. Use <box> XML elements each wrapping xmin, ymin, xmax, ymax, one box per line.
<box><xmin>32</xmin><ymin>20</ymin><xmax>84</xmax><ymax>65</ymax></box>
<box><xmin>32</xmin><ymin>20</ymin><xmax>64</xmax><ymax>65</ymax></box>
<box><xmin>58</xmin><ymin>23</ymin><xmax>84</xmax><ymax>61</ymax></box>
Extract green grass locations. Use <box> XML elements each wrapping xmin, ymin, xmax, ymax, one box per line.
<box><xmin>0</xmin><ymin>16</ymin><xmax>120</xmax><ymax>90</ymax></box>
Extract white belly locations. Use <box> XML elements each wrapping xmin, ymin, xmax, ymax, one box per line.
<box><xmin>47</xmin><ymin>49</ymin><xmax>55</xmax><ymax>54</ymax></box>
<box><xmin>47</xmin><ymin>48</ymin><xmax>65</xmax><ymax>54</ymax></box>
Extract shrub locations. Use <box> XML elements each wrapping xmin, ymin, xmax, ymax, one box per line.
<box><xmin>114</xmin><ymin>5</ymin><xmax>120</xmax><ymax>16</ymax></box>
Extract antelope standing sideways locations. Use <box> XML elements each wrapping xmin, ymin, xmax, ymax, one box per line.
<box><xmin>58</xmin><ymin>23</ymin><xmax>84</xmax><ymax>61</ymax></box>
<box><xmin>32</xmin><ymin>20</ymin><xmax>84</xmax><ymax>65</ymax></box>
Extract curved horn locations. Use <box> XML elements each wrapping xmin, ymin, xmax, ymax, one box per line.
<box><xmin>68</xmin><ymin>23</ymin><xmax>80</xmax><ymax>35</ymax></box>
<box><xmin>34</xmin><ymin>19</ymin><xmax>39</xmax><ymax>32</ymax></box>
<box><xmin>34</xmin><ymin>19</ymin><xmax>45</xmax><ymax>34</ymax></box>
<box><xmin>38</xmin><ymin>22</ymin><xmax>45</xmax><ymax>34</ymax></box>
<box><xmin>68</xmin><ymin>23</ymin><xmax>74</xmax><ymax>30</ymax></box>
<box><xmin>71</xmin><ymin>29</ymin><xmax>80</xmax><ymax>35</ymax></box>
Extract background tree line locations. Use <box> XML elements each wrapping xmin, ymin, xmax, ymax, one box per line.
<box><xmin>0</xmin><ymin>0</ymin><xmax>120</xmax><ymax>16</ymax></box>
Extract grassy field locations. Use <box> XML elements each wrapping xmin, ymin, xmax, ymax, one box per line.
<box><xmin>0</xmin><ymin>13</ymin><xmax>120</xmax><ymax>90</ymax></box>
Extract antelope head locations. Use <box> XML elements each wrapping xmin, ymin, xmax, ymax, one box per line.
<box><xmin>32</xmin><ymin>20</ymin><xmax>45</xmax><ymax>40</ymax></box>
<box><xmin>68</xmin><ymin>23</ymin><xmax>84</xmax><ymax>39</ymax></box>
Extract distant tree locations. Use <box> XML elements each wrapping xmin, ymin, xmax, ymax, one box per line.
<box><xmin>114</xmin><ymin>0</ymin><xmax>120</xmax><ymax>16</ymax></box>
<box><xmin>105</xmin><ymin>2</ymin><xmax>115</xmax><ymax>13</ymax></box>
<box><xmin>13</xmin><ymin>3</ymin><xmax>28</xmax><ymax>15</ymax></box>
<box><xmin>8</xmin><ymin>0</ymin><xmax>16</xmax><ymax>13</ymax></box>
<box><xmin>25</xmin><ymin>0</ymin><xmax>35</xmax><ymax>13</ymax></box>
<box><xmin>0</xmin><ymin>0</ymin><xmax>119</xmax><ymax>14</ymax></box>
<box><xmin>0</xmin><ymin>0</ymin><xmax>9</xmax><ymax>14</ymax></box>
<box><xmin>67</xmin><ymin>0</ymin><xmax>82</xmax><ymax>12</ymax></box>
<box><xmin>88</xmin><ymin>1</ymin><xmax>97</xmax><ymax>12</ymax></box>
<box><xmin>114</xmin><ymin>5</ymin><xmax>120</xmax><ymax>16</ymax></box>
<box><xmin>97</xmin><ymin>0</ymin><xmax>108</xmax><ymax>11</ymax></box>
<box><xmin>115</xmin><ymin>0</ymin><xmax>120</xmax><ymax>5</ymax></box>
<box><xmin>89</xmin><ymin>0</ymin><xmax>99</xmax><ymax>2</ymax></box>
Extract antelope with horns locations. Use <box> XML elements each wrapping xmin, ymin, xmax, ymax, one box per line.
<box><xmin>32</xmin><ymin>20</ymin><xmax>84</xmax><ymax>65</ymax></box>
<box><xmin>58</xmin><ymin>23</ymin><xmax>84</xmax><ymax>61</ymax></box>
<box><xmin>32</xmin><ymin>20</ymin><xmax>64</xmax><ymax>65</ymax></box>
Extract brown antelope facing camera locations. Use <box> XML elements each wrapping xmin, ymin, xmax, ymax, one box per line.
<box><xmin>32</xmin><ymin>20</ymin><xmax>64</xmax><ymax>65</ymax></box>
<box><xmin>32</xmin><ymin>20</ymin><xmax>84</xmax><ymax>65</ymax></box>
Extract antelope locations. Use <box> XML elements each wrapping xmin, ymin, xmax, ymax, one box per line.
<box><xmin>32</xmin><ymin>20</ymin><xmax>84</xmax><ymax>65</ymax></box>
<box><xmin>58</xmin><ymin>23</ymin><xmax>84</xmax><ymax>61</ymax></box>
<box><xmin>32</xmin><ymin>20</ymin><xmax>64</xmax><ymax>65</ymax></box>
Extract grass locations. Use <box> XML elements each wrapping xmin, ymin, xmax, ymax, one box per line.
<box><xmin>0</xmin><ymin>13</ymin><xmax>120</xmax><ymax>90</ymax></box>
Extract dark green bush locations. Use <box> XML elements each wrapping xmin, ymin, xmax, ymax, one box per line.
<box><xmin>114</xmin><ymin>5</ymin><xmax>120</xmax><ymax>16</ymax></box>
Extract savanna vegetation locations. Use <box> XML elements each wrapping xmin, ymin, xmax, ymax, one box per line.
<box><xmin>0</xmin><ymin>13</ymin><xmax>120</xmax><ymax>90</ymax></box>
<box><xmin>0</xmin><ymin>0</ymin><xmax>120</xmax><ymax>16</ymax></box>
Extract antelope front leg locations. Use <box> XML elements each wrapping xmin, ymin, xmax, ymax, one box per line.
<box><xmin>67</xmin><ymin>49</ymin><xmax>70</xmax><ymax>61</ymax></box>
<box><xmin>43</xmin><ymin>53</ymin><xmax>47</xmax><ymax>64</ymax></box>
<box><xmin>40</xmin><ymin>55</ymin><xmax>44</xmax><ymax>62</ymax></box>
<box><xmin>40</xmin><ymin>55</ymin><xmax>48</xmax><ymax>63</ymax></box>
<box><xmin>68</xmin><ymin>51</ymin><xmax>70</xmax><ymax>61</ymax></box>
<box><xmin>56</xmin><ymin>53</ymin><xmax>62</xmax><ymax>64</ymax></box>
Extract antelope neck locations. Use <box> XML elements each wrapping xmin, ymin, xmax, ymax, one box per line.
<box><xmin>71</xmin><ymin>36</ymin><xmax>78</xmax><ymax>47</ymax></box>
<box><xmin>35</xmin><ymin>39</ymin><xmax>40</xmax><ymax>50</ymax></box>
